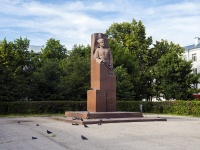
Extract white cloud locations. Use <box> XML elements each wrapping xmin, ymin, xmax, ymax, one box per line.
<box><xmin>143</xmin><ymin>1</ymin><xmax>200</xmax><ymax>46</ymax></box>
<box><xmin>0</xmin><ymin>0</ymin><xmax>200</xmax><ymax>52</ymax></box>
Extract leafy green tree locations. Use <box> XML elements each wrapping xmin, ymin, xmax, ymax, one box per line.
<box><xmin>30</xmin><ymin>38</ymin><xmax>68</xmax><ymax>100</ymax></box>
<box><xmin>31</xmin><ymin>59</ymin><xmax>63</xmax><ymax>100</ymax></box>
<box><xmin>0</xmin><ymin>37</ymin><xmax>32</xmax><ymax>101</ymax></box>
<box><xmin>106</xmin><ymin>19</ymin><xmax>199</xmax><ymax>100</ymax></box>
<box><xmin>153</xmin><ymin>41</ymin><xmax>200</xmax><ymax>100</ymax></box>
<box><xmin>41</xmin><ymin>38</ymin><xmax>67</xmax><ymax>59</ymax></box>
<box><xmin>114</xmin><ymin>65</ymin><xmax>135</xmax><ymax>100</ymax></box>
<box><xmin>59</xmin><ymin>45</ymin><xmax>90</xmax><ymax>100</ymax></box>
<box><xmin>106</xmin><ymin>19</ymin><xmax>153</xmax><ymax>100</ymax></box>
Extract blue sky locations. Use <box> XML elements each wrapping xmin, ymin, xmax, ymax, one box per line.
<box><xmin>0</xmin><ymin>0</ymin><xmax>200</xmax><ymax>51</ymax></box>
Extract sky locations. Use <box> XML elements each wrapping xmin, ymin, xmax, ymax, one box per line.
<box><xmin>0</xmin><ymin>0</ymin><xmax>200</xmax><ymax>52</ymax></box>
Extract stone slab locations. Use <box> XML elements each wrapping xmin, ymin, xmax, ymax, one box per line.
<box><xmin>65</xmin><ymin>111</ymin><xmax>143</xmax><ymax>119</ymax></box>
<box><xmin>51</xmin><ymin>116</ymin><xmax>167</xmax><ymax>125</ymax></box>
<box><xmin>87</xmin><ymin>90</ymin><xmax>107</xmax><ymax>112</ymax></box>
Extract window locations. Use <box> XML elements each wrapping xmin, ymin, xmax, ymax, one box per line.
<box><xmin>184</xmin><ymin>55</ymin><xmax>187</xmax><ymax>60</ymax></box>
<box><xmin>193</xmin><ymin>68</ymin><xmax>197</xmax><ymax>75</ymax></box>
<box><xmin>192</xmin><ymin>53</ymin><xmax>197</xmax><ymax>61</ymax></box>
<box><xmin>193</xmin><ymin>83</ymin><xmax>198</xmax><ymax>89</ymax></box>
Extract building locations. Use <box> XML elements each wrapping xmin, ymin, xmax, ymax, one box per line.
<box><xmin>28</xmin><ymin>45</ymin><xmax>42</xmax><ymax>53</ymax></box>
<box><xmin>184</xmin><ymin>37</ymin><xmax>200</xmax><ymax>89</ymax></box>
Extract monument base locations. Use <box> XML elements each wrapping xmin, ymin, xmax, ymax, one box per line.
<box><xmin>59</xmin><ymin>111</ymin><xmax>167</xmax><ymax>124</ymax></box>
<box><xmin>65</xmin><ymin>111</ymin><xmax>143</xmax><ymax>119</ymax></box>
<box><xmin>87</xmin><ymin>89</ymin><xmax>116</xmax><ymax>112</ymax></box>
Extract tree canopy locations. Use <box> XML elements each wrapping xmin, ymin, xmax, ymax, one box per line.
<box><xmin>0</xmin><ymin>19</ymin><xmax>199</xmax><ymax>102</ymax></box>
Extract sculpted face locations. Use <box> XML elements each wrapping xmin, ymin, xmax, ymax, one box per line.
<box><xmin>97</xmin><ymin>39</ymin><xmax>105</xmax><ymax>47</ymax></box>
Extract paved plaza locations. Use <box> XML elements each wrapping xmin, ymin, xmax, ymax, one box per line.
<box><xmin>0</xmin><ymin>114</ymin><xmax>200</xmax><ymax>150</ymax></box>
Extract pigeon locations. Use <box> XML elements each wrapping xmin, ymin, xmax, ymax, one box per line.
<box><xmin>32</xmin><ymin>136</ymin><xmax>37</xmax><ymax>139</ymax></box>
<box><xmin>84</xmin><ymin>124</ymin><xmax>89</xmax><ymax>128</ymax></box>
<box><xmin>47</xmin><ymin>130</ymin><xmax>52</xmax><ymax>134</ymax></box>
<box><xmin>81</xmin><ymin>135</ymin><xmax>88</xmax><ymax>140</ymax></box>
<box><xmin>18</xmin><ymin>121</ymin><xmax>20</xmax><ymax>124</ymax></box>
<box><xmin>98</xmin><ymin>119</ymin><xmax>102</xmax><ymax>125</ymax></box>
<box><xmin>72</xmin><ymin>123</ymin><xmax>79</xmax><ymax>125</ymax></box>
<box><xmin>36</xmin><ymin>124</ymin><xmax>39</xmax><ymax>126</ymax></box>
<box><xmin>81</xmin><ymin>118</ymin><xmax>83</xmax><ymax>121</ymax></box>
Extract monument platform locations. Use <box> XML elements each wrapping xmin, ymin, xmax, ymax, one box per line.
<box><xmin>65</xmin><ymin>111</ymin><xmax>143</xmax><ymax>119</ymax></box>
<box><xmin>60</xmin><ymin>111</ymin><xmax>167</xmax><ymax>124</ymax></box>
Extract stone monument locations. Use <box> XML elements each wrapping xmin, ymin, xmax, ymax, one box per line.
<box><xmin>64</xmin><ymin>33</ymin><xmax>167</xmax><ymax>124</ymax></box>
<box><xmin>87</xmin><ymin>33</ymin><xmax>116</xmax><ymax>112</ymax></box>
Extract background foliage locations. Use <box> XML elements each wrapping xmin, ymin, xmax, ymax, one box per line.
<box><xmin>0</xmin><ymin>19</ymin><xmax>200</xmax><ymax>102</ymax></box>
<box><xmin>1</xmin><ymin>101</ymin><xmax>200</xmax><ymax>117</ymax></box>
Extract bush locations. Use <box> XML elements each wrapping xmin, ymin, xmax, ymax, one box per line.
<box><xmin>0</xmin><ymin>100</ymin><xmax>200</xmax><ymax>117</ymax></box>
<box><xmin>117</xmin><ymin>100</ymin><xmax>200</xmax><ymax>117</ymax></box>
<box><xmin>0</xmin><ymin>101</ymin><xmax>87</xmax><ymax>115</ymax></box>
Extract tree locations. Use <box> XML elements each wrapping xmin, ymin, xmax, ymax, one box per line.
<box><xmin>0</xmin><ymin>37</ymin><xmax>33</xmax><ymax>101</ymax></box>
<box><xmin>114</xmin><ymin>65</ymin><xmax>135</xmax><ymax>100</ymax></box>
<box><xmin>153</xmin><ymin>40</ymin><xmax>200</xmax><ymax>100</ymax></box>
<box><xmin>30</xmin><ymin>38</ymin><xmax>68</xmax><ymax>100</ymax></box>
<box><xmin>31</xmin><ymin>59</ymin><xmax>63</xmax><ymax>100</ymax></box>
<box><xmin>106</xmin><ymin>19</ymin><xmax>199</xmax><ymax>100</ymax></box>
<box><xmin>41</xmin><ymin>38</ymin><xmax>67</xmax><ymax>60</ymax></box>
<box><xmin>106</xmin><ymin>19</ymin><xmax>153</xmax><ymax>100</ymax></box>
<box><xmin>59</xmin><ymin>45</ymin><xmax>90</xmax><ymax>100</ymax></box>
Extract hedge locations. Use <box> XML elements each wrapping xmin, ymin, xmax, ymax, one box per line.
<box><xmin>0</xmin><ymin>100</ymin><xmax>200</xmax><ymax>117</ymax></box>
<box><xmin>0</xmin><ymin>101</ymin><xmax>86</xmax><ymax>115</ymax></box>
<box><xmin>117</xmin><ymin>101</ymin><xmax>200</xmax><ymax>116</ymax></box>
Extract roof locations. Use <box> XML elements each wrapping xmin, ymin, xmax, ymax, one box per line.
<box><xmin>184</xmin><ymin>44</ymin><xmax>200</xmax><ymax>51</ymax></box>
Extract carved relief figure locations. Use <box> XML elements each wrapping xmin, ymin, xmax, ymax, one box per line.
<box><xmin>94</xmin><ymin>38</ymin><xmax>113</xmax><ymax>70</ymax></box>
<box><xmin>87</xmin><ymin>33</ymin><xmax>116</xmax><ymax>112</ymax></box>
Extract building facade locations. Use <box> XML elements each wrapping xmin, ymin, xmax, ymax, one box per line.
<box><xmin>184</xmin><ymin>37</ymin><xmax>200</xmax><ymax>89</ymax></box>
<box><xmin>28</xmin><ymin>45</ymin><xmax>42</xmax><ymax>53</ymax></box>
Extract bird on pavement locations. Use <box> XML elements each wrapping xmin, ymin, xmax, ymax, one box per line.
<box><xmin>98</xmin><ymin>119</ymin><xmax>102</xmax><ymax>125</ymax></box>
<box><xmin>36</xmin><ymin>124</ymin><xmax>39</xmax><ymax>126</ymax></box>
<box><xmin>81</xmin><ymin>135</ymin><xmax>88</xmax><ymax>140</ymax></box>
<box><xmin>32</xmin><ymin>136</ymin><xmax>37</xmax><ymax>139</ymax></box>
<box><xmin>81</xmin><ymin>118</ymin><xmax>83</xmax><ymax>121</ymax></box>
<box><xmin>47</xmin><ymin>130</ymin><xmax>52</xmax><ymax>134</ymax></box>
<box><xmin>84</xmin><ymin>124</ymin><xmax>89</xmax><ymax>128</ymax></box>
<box><xmin>72</xmin><ymin>123</ymin><xmax>79</xmax><ymax>125</ymax></box>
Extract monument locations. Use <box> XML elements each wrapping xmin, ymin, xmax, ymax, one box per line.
<box><xmin>64</xmin><ymin>33</ymin><xmax>166</xmax><ymax>124</ymax></box>
<box><xmin>87</xmin><ymin>33</ymin><xmax>116</xmax><ymax>112</ymax></box>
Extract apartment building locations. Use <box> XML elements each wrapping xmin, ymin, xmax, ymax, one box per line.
<box><xmin>184</xmin><ymin>37</ymin><xmax>200</xmax><ymax>89</ymax></box>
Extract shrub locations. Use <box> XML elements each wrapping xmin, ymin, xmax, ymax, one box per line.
<box><xmin>0</xmin><ymin>101</ymin><xmax>87</xmax><ymax>115</ymax></box>
<box><xmin>117</xmin><ymin>100</ymin><xmax>200</xmax><ymax>117</ymax></box>
<box><xmin>0</xmin><ymin>100</ymin><xmax>200</xmax><ymax>117</ymax></box>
